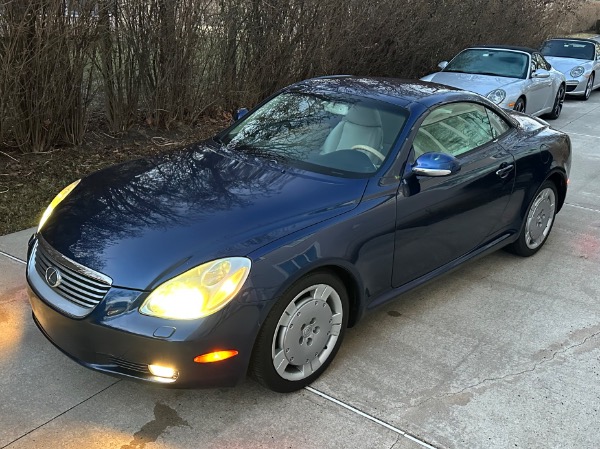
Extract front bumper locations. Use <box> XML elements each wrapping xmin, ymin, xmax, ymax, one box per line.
<box><xmin>26</xmin><ymin>238</ymin><xmax>262</xmax><ymax>388</ymax></box>
<box><xmin>565</xmin><ymin>77</ymin><xmax>588</xmax><ymax>95</ymax></box>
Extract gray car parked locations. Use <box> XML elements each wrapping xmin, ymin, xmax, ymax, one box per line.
<box><xmin>421</xmin><ymin>45</ymin><xmax>566</xmax><ymax>119</ymax></box>
<box><xmin>540</xmin><ymin>37</ymin><xmax>600</xmax><ymax>100</ymax></box>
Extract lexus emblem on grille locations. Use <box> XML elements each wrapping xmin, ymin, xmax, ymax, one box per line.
<box><xmin>45</xmin><ymin>266</ymin><xmax>62</xmax><ymax>288</ymax></box>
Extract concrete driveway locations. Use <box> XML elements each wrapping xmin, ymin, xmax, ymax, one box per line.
<box><xmin>1</xmin><ymin>92</ymin><xmax>599</xmax><ymax>449</ymax></box>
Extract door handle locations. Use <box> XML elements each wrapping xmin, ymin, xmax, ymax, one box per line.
<box><xmin>496</xmin><ymin>164</ymin><xmax>514</xmax><ymax>178</ymax></box>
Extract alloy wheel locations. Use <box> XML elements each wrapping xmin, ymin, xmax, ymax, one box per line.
<box><xmin>514</xmin><ymin>99</ymin><xmax>526</xmax><ymax>113</ymax></box>
<box><xmin>525</xmin><ymin>187</ymin><xmax>556</xmax><ymax>250</ymax></box>
<box><xmin>554</xmin><ymin>85</ymin><xmax>565</xmax><ymax>117</ymax></box>
<box><xmin>585</xmin><ymin>76</ymin><xmax>594</xmax><ymax>100</ymax></box>
<box><xmin>271</xmin><ymin>283</ymin><xmax>344</xmax><ymax>381</ymax></box>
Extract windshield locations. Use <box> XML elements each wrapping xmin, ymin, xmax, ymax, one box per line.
<box><xmin>444</xmin><ymin>49</ymin><xmax>529</xmax><ymax>79</ymax></box>
<box><xmin>221</xmin><ymin>92</ymin><xmax>409</xmax><ymax>177</ymax></box>
<box><xmin>541</xmin><ymin>39</ymin><xmax>595</xmax><ymax>60</ymax></box>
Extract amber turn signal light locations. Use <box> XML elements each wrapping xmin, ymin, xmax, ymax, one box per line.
<box><xmin>194</xmin><ymin>350</ymin><xmax>239</xmax><ymax>363</ymax></box>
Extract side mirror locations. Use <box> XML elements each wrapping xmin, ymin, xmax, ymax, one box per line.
<box><xmin>532</xmin><ymin>69</ymin><xmax>550</xmax><ymax>79</ymax></box>
<box><xmin>412</xmin><ymin>152</ymin><xmax>460</xmax><ymax>177</ymax></box>
<box><xmin>438</xmin><ymin>61</ymin><xmax>449</xmax><ymax>70</ymax></box>
<box><xmin>234</xmin><ymin>108</ymin><xmax>249</xmax><ymax>121</ymax></box>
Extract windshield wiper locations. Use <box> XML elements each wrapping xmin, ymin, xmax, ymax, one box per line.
<box><xmin>476</xmin><ymin>71</ymin><xmax>518</xmax><ymax>78</ymax></box>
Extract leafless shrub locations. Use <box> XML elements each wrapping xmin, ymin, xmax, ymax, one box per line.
<box><xmin>0</xmin><ymin>0</ymin><xmax>98</xmax><ymax>153</ymax></box>
<box><xmin>1</xmin><ymin>0</ymin><xmax>599</xmax><ymax>153</ymax></box>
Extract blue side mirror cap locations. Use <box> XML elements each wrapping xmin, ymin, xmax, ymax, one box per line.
<box><xmin>412</xmin><ymin>152</ymin><xmax>460</xmax><ymax>177</ymax></box>
<box><xmin>234</xmin><ymin>108</ymin><xmax>249</xmax><ymax>121</ymax></box>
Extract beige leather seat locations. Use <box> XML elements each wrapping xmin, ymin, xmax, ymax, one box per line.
<box><xmin>321</xmin><ymin>105</ymin><xmax>383</xmax><ymax>154</ymax></box>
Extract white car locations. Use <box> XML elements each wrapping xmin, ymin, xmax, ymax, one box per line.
<box><xmin>540</xmin><ymin>37</ymin><xmax>600</xmax><ymax>100</ymax></box>
<box><xmin>421</xmin><ymin>45</ymin><xmax>566</xmax><ymax>119</ymax></box>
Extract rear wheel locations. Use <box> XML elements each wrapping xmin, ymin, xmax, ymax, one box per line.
<box><xmin>513</xmin><ymin>97</ymin><xmax>526</xmax><ymax>113</ymax></box>
<box><xmin>583</xmin><ymin>74</ymin><xmax>594</xmax><ymax>101</ymax></box>
<box><xmin>506</xmin><ymin>181</ymin><xmax>557</xmax><ymax>257</ymax></box>
<box><xmin>250</xmin><ymin>271</ymin><xmax>349</xmax><ymax>392</ymax></box>
<box><xmin>546</xmin><ymin>84</ymin><xmax>565</xmax><ymax>120</ymax></box>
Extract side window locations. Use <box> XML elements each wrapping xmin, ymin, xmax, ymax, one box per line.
<box><xmin>413</xmin><ymin>103</ymin><xmax>495</xmax><ymax>158</ymax></box>
<box><xmin>537</xmin><ymin>53</ymin><xmax>551</xmax><ymax>71</ymax></box>
<box><xmin>530</xmin><ymin>54</ymin><xmax>539</xmax><ymax>74</ymax></box>
<box><xmin>485</xmin><ymin>108</ymin><xmax>511</xmax><ymax>138</ymax></box>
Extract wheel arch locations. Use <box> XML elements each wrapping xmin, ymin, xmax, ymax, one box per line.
<box><xmin>516</xmin><ymin>95</ymin><xmax>527</xmax><ymax>112</ymax></box>
<box><xmin>316</xmin><ymin>265</ymin><xmax>362</xmax><ymax>328</ymax></box>
<box><xmin>547</xmin><ymin>169</ymin><xmax>567</xmax><ymax>212</ymax></box>
<box><xmin>261</xmin><ymin>261</ymin><xmax>365</xmax><ymax>329</ymax></box>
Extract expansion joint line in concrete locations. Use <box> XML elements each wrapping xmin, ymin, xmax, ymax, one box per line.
<box><xmin>0</xmin><ymin>250</ymin><xmax>26</xmax><ymax>265</ymax></box>
<box><xmin>0</xmin><ymin>380</ymin><xmax>121</xmax><ymax>449</ymax></box>
<box><xmin>305</xmin><ymin>386</ymin><xmax>440</xmax><ymax>449</ymax></box>
<box><xmin>564</xmin><ymin>202</ymin><xmax>600</xmax><ymax>213</ymax></box>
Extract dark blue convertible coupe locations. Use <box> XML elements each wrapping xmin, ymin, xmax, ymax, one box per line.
<box><xmin>27</xmin><ymin>77</ymin><xmax>571</xmax><ymax>392</ymax></box>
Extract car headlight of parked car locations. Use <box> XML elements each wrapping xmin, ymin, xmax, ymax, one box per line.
<box><xmin>139</xmin><ymin>257</ymin><xmax>251</xmax><ymax>320</ymax></box>
<box><xmin>486</xmin><ymin>89</ymin><xmax>506</xmax><ymax>104</ymax></box>
<box><xmin>570</xmin><ymin>66</ymin><xmax>585</xmax><ymax>78</ymax></box>
<box><xmin>38</xmin><ymin>179</ymin><xmax>81</xmax><ymax>231</ymax></box>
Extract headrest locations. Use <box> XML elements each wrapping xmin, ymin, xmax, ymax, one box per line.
<box><xmin>344</xmin><ymin>105</ymin><xmax>382</xmax><ymax>128</ymax></box>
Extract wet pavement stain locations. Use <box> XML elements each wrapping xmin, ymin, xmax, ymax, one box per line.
<box><xmin>387</xmin><ymin>310</ymin><xmax>402</xmax><ymax>317</ymax></box>
<box><xmin>121</xmin><ymin>402</ymin><xmax>190</xmax><ymax>449</ymax></box>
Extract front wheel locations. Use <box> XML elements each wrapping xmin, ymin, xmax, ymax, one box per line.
<box><xmin>513</xmin><ymin>97</ymin><xmax>526</xmax><ymax>113</ymax></box>
<box><xmin>506</xmin><ymin>181</ymin><xmax>557</xmax><ymax>257</ymax></box>
<box><xmin>250</xmin><ymin>271</ymin><xmax>349</xmax><ymax>392</ymax></box>
<box><xmin>583</xmin><ymin>74</ymin><xmax>594</xmax><ymax>101</ymax></box>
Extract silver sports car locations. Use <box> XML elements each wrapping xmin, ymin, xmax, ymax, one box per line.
<box><xmin>421</xmin><ymin>45</ymin><xmax>566</xmax><ymax>119</ymax></box>
<box><xmin>540</xmin><ymin>37</ymin><xmax>600</xmax><ymax>100</ymax></box>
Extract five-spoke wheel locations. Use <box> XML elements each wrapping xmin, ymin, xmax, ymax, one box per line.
<box><xmin>546</xmin><ymin>85</ymin><xmax>565</xmax><ymax>120</ymax></box>
<box><xmin>583</xmin><ymin>74</ymin><xmax>594</xmax><ymax>101</ymax></box>
<box><xmin>513</xmin><ymin>98</ymin><xmax>526</xmax><ymax>113</ymax></box>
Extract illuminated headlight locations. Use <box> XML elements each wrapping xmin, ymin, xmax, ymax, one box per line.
<box><xmin>570</xmin><ymin>66</ymin><xmax>585</xmax><ymax>78</ymax></box>
<box><xmin>486</xmin><ymin>89</ymin><xmax>506</xmax><ymax>104</ymax></box>
<box><xmin>140</xmin><ymin>258</ymin><xmax>251</xmax><ymax>320</ymax></box>
<box><xmin>38</xmin><ymin>179</ymin><xmax>81</xmax><ymax>231</ymax></box>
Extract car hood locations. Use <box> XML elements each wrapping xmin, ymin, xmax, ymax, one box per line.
<box><xmin>40</xmin><ymin>143</ymin><xmax>368</xmax><ymax>290</ymax></box>
<box><xmin>424</xmin><ymin>72</ymin><xmax>521</xmax><ymax>96</ymax></box>
<box><xmin>545</xmin><ymin>56</ymin><xmax>590</xmax><ymax>75</ymax></box>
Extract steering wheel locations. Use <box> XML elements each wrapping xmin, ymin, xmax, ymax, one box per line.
<box><xmin>351</xmin><ymin>145</ymin><xmax>386</xmax><ymax>163</ymax></box>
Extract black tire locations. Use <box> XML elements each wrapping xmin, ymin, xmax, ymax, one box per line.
<box><xmin>582</xmin><ymin>74</ymin><xmax>594</xmax><ymax>101</ymax></box>
<box><xmin>546</xmin><ymin>84</ymin><xmax>565</xmax><ymax>120</ymax></box>
<box><xmin>513</xmin><ymin>97</ymin><xmax>526</xmax><ymax>113</ymax></box>
<box><xmin>506</xmin><ymin>180</ymin><xmax>558</xmax><ymax>257</ymax></box>
<box><xmin>250</xmin><ymin>271</ymin><xmax>349</xmax><ymax>393</ymax></box>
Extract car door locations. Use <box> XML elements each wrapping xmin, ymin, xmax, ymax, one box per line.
<box><xmin>392</xmin><ymin>102</ymin><xmax>515</xmax><ymax>288</ymax></box>
<box><xmin>528</xmin><ymin>53</ymin><xmax>554</xmax><ymax>113</ymax></box>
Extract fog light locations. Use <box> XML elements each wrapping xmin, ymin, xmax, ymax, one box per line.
<box><xmin>148</xmin><ymin>364</ymin><xmax>178</xmax><ymax>381</ymax></box>
<box><xmin>194</xmin><ymin>350</ymin><xmax>239</xmax><ymax>363</ymax></box>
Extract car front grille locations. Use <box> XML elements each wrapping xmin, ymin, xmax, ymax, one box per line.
<box><xmin>566</xmin><ymin>85</ymin><xmax>578</xmax><ymax>93</ymax></box>
<box><xmin>34</xmin><ymin>237</ymin><xmax>112</xmax><ymax>310</ymax></box>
